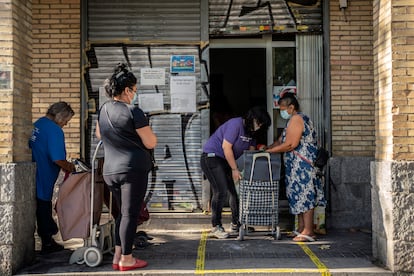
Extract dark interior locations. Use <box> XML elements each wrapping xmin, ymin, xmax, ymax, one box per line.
<box><xmin>209</xmin><ymin>48</ymin><xmax>267</xmax><ymax>145</ymax></box>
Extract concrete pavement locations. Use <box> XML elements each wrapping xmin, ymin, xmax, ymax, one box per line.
<box><xmin>16</xmin><ymin>212</ymin><xmax>393</xmax><ymax>276</ymax></box>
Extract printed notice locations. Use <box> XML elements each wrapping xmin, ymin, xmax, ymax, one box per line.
<box><xmin>138</xmin><ymin>93</ymin><xmax>164</xmax><ymax>113</ymax></box>
<box><xmin>0</xmin><ymin>67</ymin><xmax>12</xmax><ymax>90</ymax></box>
<box><xmin>140</xmin><ymin>68</ymin><xmax>165</xmax><ymax>86</ymax></box>
<box><xmin>170</xmin><ymin>76</ymin><xmax>196</xmax><ymax>113</ymax></box>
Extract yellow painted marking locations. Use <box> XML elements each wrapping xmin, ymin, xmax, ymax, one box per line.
<box><xmin>195</xmin><ymin>230</ymin><xmax>208</xmax><ymax>274</ymax></box>
<box><xmin>297</xmin><ymin>242</ymin><xmax>331</xmax><ymax>276</ymax></box>
<box><xmin>197</xmin><ymin>268</ymin><xmax>325</xmax><ymax>274</ymax></box>
<box><xmin>195</xmin><ymin>230</ymin><xmax>331</xmax><ymax>275</ymax></box>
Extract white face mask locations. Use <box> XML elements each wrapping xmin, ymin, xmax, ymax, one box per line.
<box><xmin>280</xmin><ymin>109</ymin><xmax>291</xmax><ymax>120</ymax></box>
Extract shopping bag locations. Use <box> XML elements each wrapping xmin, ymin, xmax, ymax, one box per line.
<box><xmin>313</xmin><ymin>205</ymin><xmax>327</xmax><ymax>234</ymax></box>
<box><xmin>56</xmin><ymin>171</ymin><xmax>104</xmax><ymax>241</ymax></box>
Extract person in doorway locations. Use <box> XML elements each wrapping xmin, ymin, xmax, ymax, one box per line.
<box><xmin>96</xmin><ymin>63</ymin><xmax>157</xmax><ymax>271</ymax></box>
<box><xmin>266</xmin><ymin>93</ymin><xmax>325</xmax><ymax>242</ymax></box>
<box><xmin>200</xmin><ymin>106</ymin><xmax>271</xmax><ymax>239</ymax></box>
<box><xmin>29</xmin><ymin>101</ymin><xmax>76</xmax><ymax>254</ymax></box>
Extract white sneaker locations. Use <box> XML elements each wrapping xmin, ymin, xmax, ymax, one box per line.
<box><xmin>208</xmin><ymin>225</ymin><xmax>229</xmax><ymax>239</ymax></box>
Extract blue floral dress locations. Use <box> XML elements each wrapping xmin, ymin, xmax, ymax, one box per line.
<box><xmin>281</xmin><ymin>113</ymin><xmax>325</xmax><ymax>215</ymax></box>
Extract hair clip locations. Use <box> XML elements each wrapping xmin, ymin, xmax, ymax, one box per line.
<box><xmin>115</xmin><ymin>71</ymin><xmax>124</xmax><ymax>79</ymax></box>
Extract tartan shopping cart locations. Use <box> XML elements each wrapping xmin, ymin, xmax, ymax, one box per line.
<box><xmin>237</xmin><ymin>151</ymin><xmax>282</xmax><ymax>241</ymax></box>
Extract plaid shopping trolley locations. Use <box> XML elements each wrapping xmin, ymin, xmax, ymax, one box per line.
<box><xmin>238</xmin><ymin>151</ymin><xmax>281</xmax><ymax>240</ymax></box>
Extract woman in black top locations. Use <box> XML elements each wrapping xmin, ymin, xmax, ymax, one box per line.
<box><xmin>96</xmin><ymin>63</ymin><xmax>157</xmax><ymax>271</ymax></box>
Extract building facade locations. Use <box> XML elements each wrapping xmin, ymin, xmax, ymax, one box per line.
<box><xmin>0</xmin><ymin>0</ymin><xmax>413</xmax><ymax>274</ymax></box>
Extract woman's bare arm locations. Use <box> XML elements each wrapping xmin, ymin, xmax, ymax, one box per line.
<box><xmin>136</xmin><ymin>126</ymin><xmax>157</xmax><ymax>149</ymax></box>
<box><xmin>266</xmin><ymin>115</ymin><xmax>303</xmax><ymax>153</ymax></box>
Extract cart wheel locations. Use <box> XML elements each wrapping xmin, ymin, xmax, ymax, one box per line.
<box><xmin>76</xmin><ymin>259</ymin><xmax>85</xmax><ymax>265</ymax></box>
<box><xmin>238</xmin><ymin>226</ymin><xmax>245</xmax><ymax>241</ymax></box>
<box><xmin>134</xmin><ymin>235</ymin><xmax>149</xmax><ymax>249</ymax></box>
<box><xmin>69</xmin><ymin>247</ymin><xmax>87</xmax><ymax>265</ymax></box>
<box><xmin>83</xmin><ymin>246</ymin><xmax>103</xmax><ymax>267</ymax></box>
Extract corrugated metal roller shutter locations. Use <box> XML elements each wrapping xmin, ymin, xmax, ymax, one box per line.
<box><xmin>148</xmin><ymin>114</ymin><xmax>203</xmax><ymax>211</ymax></box>
<box><xmin>87</xmin><ymin>45</ymin><xmax>203</xmax><ymax>212</ymax></box>
<box><xmin>209</xmin><ymin>0</ymin><xmax>322</xmax><ymax>36</ymax></box>
<box><xmin>88</xmin><ymin>0</ymin><xmax>201</xmax><ymax>42</ymax></box>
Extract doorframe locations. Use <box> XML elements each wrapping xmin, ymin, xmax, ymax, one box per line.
<box><xmin>209</xmin><ymin>36</ymin><xmax>296</xmax><ymax>143</ymax></box>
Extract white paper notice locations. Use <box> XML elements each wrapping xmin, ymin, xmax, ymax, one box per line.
<box><xmin>138</xmin><ymin>93</ymin><xmax>164</xmax><ymax>113</ymax></box>
<box><xmin>140</xmin><ymin>68</ymin><xmax>165</xmax><ymax>86</ymax></box>
<box><xmin>170</xmin><ymin>76</ymin><xmax>196</xmax><ymax>113</ymax></box>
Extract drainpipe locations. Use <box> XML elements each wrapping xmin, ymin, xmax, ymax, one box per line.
<box><xmin>322</xmin><ymin>0</ymin><xmax>332</xmax><ymax>210</ymax></box>
<box><xmin>80</xmin><ymin>0</ymin><xmax>88</xmax><ymax>159</ymax></box>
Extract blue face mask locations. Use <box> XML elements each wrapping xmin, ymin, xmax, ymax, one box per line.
<box><xmin>131</xmin><ymin>92</ymin><xmax>139</xmax><ymax>105</ymax></box>
<box><xmin>280</xmin><ymin>109</ymin><xmax>291</xmax><ymax>120</ymax></box>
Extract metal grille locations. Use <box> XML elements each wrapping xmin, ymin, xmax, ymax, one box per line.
<box><xmin>296</xmin><ymin>34</ymin><xmax>324</xmax><ymax>146</ymax></box>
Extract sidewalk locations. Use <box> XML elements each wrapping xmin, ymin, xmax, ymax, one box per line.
<box><xmin>16</xmin><ymin>212</ymin><xmax>393</xmax><ymax>276</ymax></box>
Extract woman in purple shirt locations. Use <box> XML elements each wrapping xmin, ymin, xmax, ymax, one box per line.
<box><xmin>201</xmin><ymin>106</ymin><xmax>271</xmax><ymax>239</ymax></box>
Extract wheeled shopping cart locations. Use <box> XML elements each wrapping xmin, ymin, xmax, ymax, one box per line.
<box><xmin>56</xmin><ymin>140</ymin><xmax>115</xmax><ymax>267</ymax></box>
<box><xmin>238</xmin><ymin>151</ymin><xmax>282</xmax><ymax>241</ymax></box>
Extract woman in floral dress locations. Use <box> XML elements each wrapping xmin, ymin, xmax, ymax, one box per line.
<box><xmin>266</xmin><ymin>93</ymin><xmax>325</xmax><ymax>242</ymax></box>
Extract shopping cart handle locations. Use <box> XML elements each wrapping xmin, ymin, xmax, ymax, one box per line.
<box><xmin>252</xmin><ymin>152</ymin><xmax>270</xmax><ymax>161</ymax></box>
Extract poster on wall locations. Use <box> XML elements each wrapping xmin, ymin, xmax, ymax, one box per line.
<box><xmin>273</xmin><ymin>86</ymin><xmax>297</xmax><ymax>108</ymax></box>
<box><xmin>170</xmin><ymin>76</ymin><xmax>196</xmax><ymax>113</ymax></box>
<box><xmin>138</xmin><ymin>93</ymin><xmax>164</xmax><ymax>113</ymax></box>
<box><xmin>170</xmin><ymin>55</ymin><xmax>195</xmax><ymax>73</ymax></box>
<box><xmin>140</xmin><ymin>68</ymin><xmax>165</xmax><ymax>86</ymax></box>
<box><xmin>0</xmin><ymin>67</ymin><xmax>12</xmax><ymax>90</ymax></box>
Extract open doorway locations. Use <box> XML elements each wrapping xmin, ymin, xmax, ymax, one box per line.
<box><xmin>209</xmin><ymin>48</ymin><xmax>267</xmax><ymax>144</ymax></box>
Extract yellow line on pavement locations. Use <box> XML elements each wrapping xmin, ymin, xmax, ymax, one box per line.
<box><xmin>297</xmin><ymin>242</ymin><xmax>331</xmax><ymax>276</ymax></box>
<box><xmin>195</xmin><ymin>230</ymin><xmax>208</xmax><ymax>274</ymax></box>
<box><xmin>196</xmin><ymin>230</ymin><xmax>330</xmax><ymax>275</ymax></box>
<box><xmin>197</xmin><ymin>268</ymin><xmax>326</xmax><ymax>274</ymax></box>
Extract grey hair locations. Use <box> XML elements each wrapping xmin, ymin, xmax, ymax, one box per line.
<box><xmin>46</xmin><ymin>102</ymin><xmax>75</xmax><ymax>124</ymax></box>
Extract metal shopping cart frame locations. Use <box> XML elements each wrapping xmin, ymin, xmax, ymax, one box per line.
<box><xmin>68</xmin><ymin>140</ymin><xmax>115</xmax><ymax>267</ymax></box>
<box><xmin>238</xmin><ymin>151</ymin><xmax>281</xmax><ymax>241</ymax></box>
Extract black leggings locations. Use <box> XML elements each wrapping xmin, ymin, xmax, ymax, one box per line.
<box><xmin>104</xmin><ymin>171</ymin><xmax>148</xmax><ymax>255</ymax></box>
<box><xmin>200</xmin><ymin>153</ymin><xmax>239</xmax><ymax>227</ymax></box>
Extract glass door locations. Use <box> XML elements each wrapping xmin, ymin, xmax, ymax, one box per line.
<box><xmin>272</xmin><ymin>46</ymin><xmax>296</xmax><ymax>141</ymax></box>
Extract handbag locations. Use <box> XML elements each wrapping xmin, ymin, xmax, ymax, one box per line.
<box><xmin>314</xmin><ymin>147</ymin><xmax>329</xmax><ymax>169</ymax></box>
<box><xmin>138</xmin><ymin>201</ymin><xmax>150</xmax><ymax>225</ymax></box>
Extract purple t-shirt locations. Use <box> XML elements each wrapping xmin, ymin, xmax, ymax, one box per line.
<box><xmin>203</xmin><ymin>117</ymin><xmax>255</xmax><ymax>159</ymax></box>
